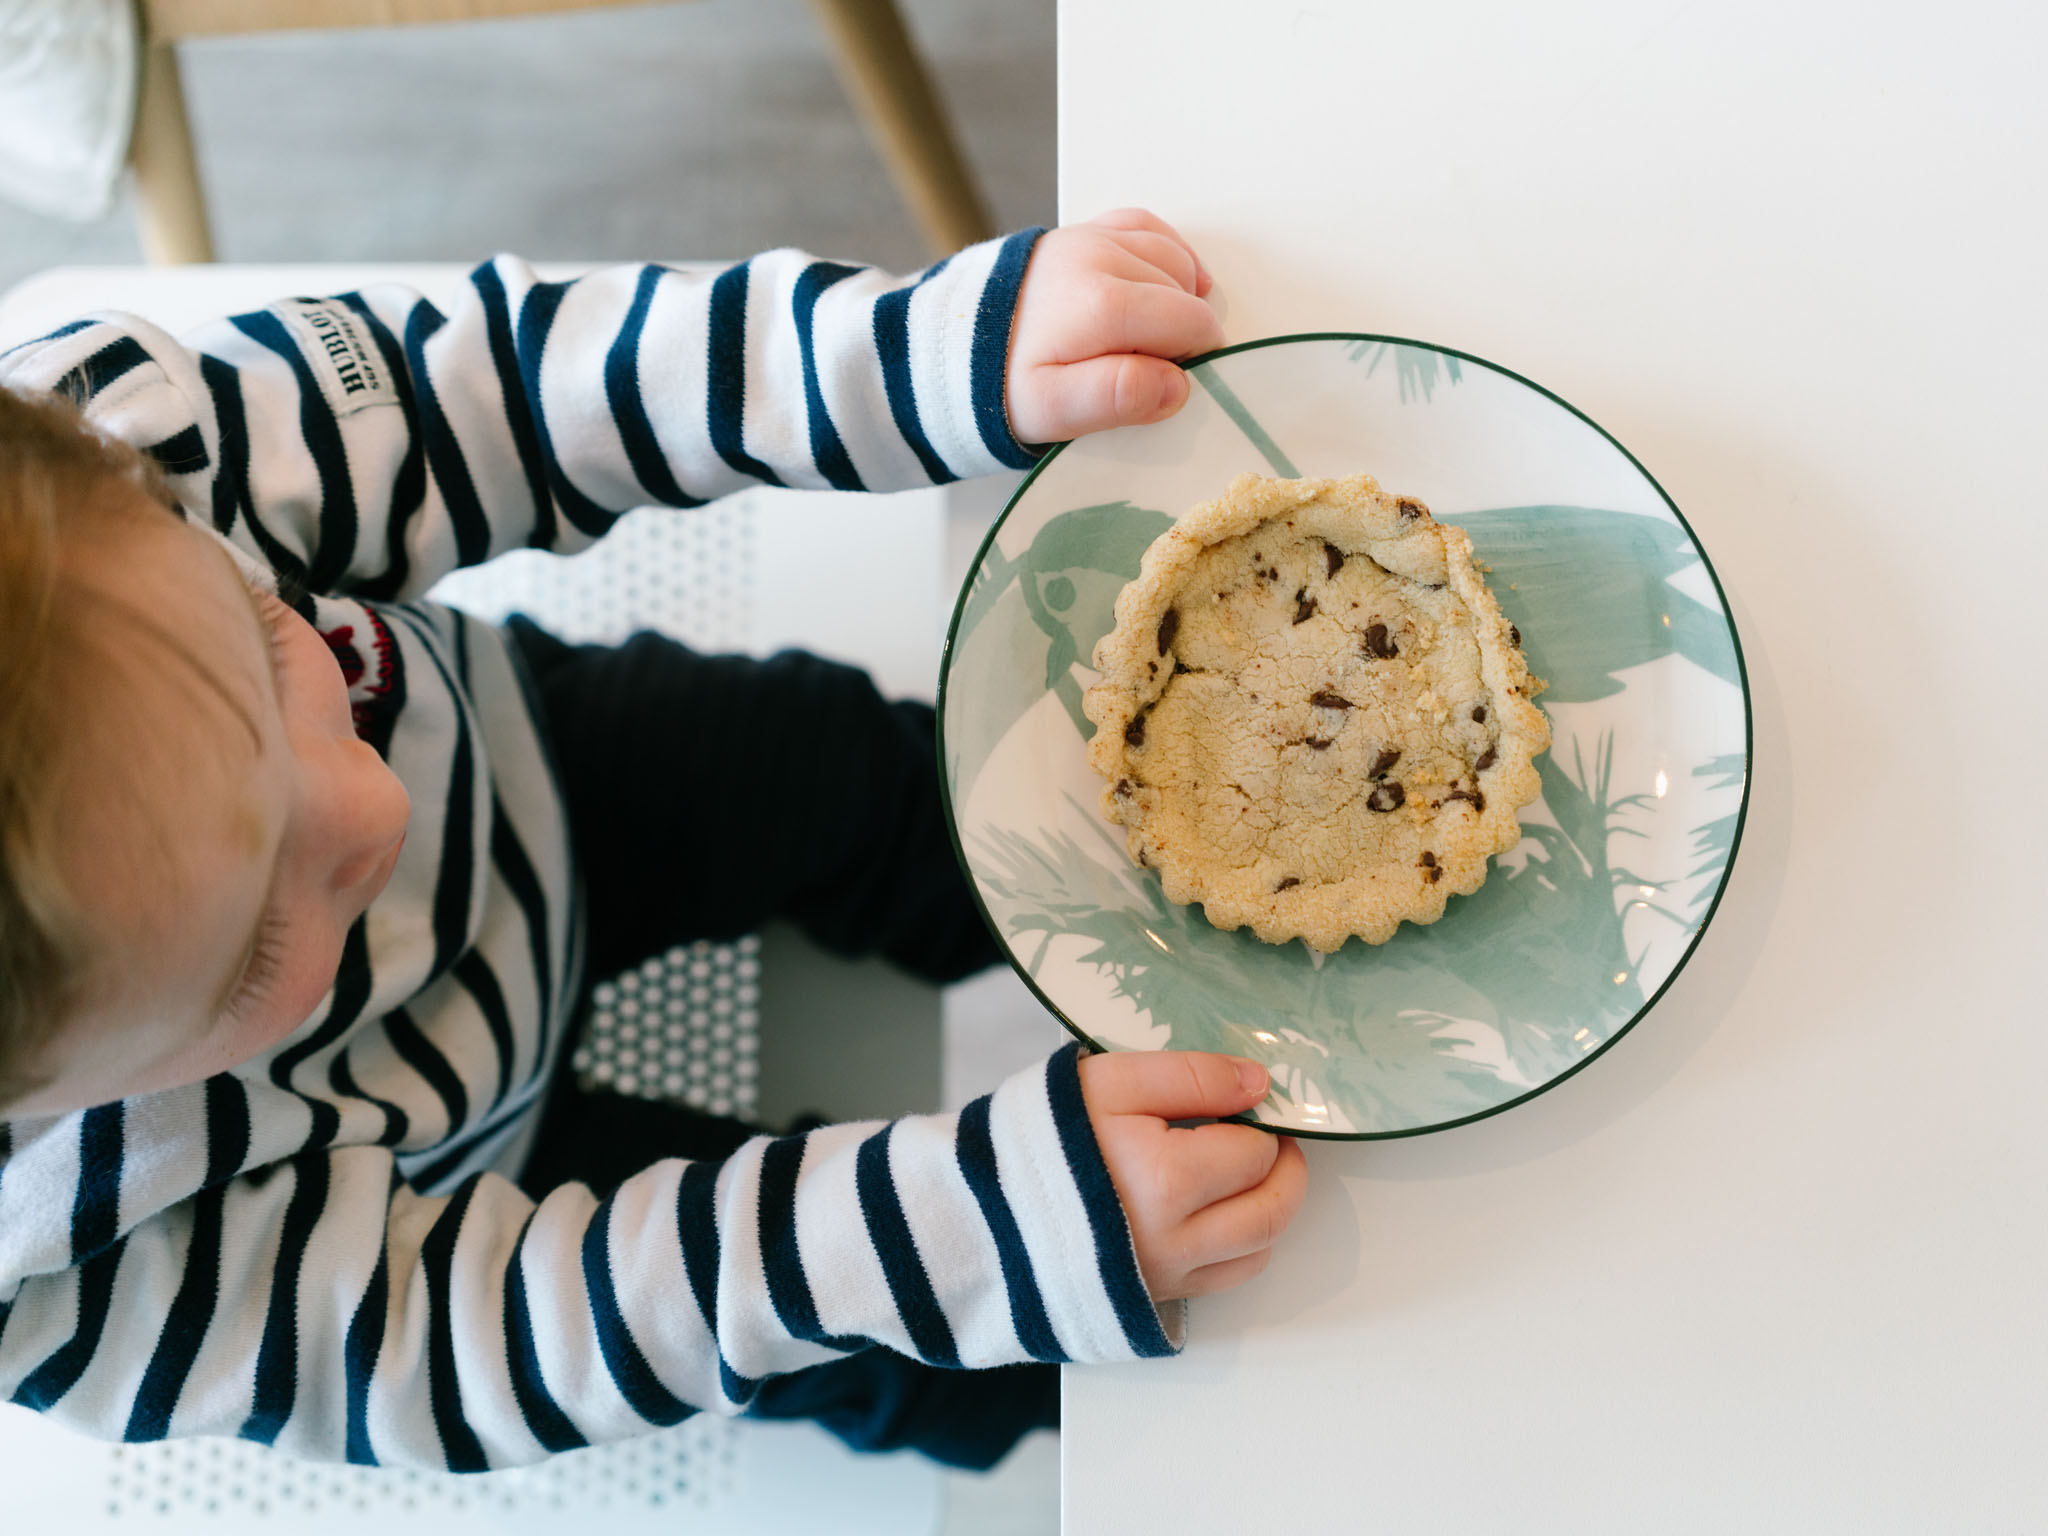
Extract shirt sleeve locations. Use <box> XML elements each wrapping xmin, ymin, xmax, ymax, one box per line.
<box><xmin>0</xmin><ymin>1044</ymin><xmax>1179</xmax><ymax>1471</ymax></box>
<box><xmin>0</xmin><ymin>230</ymin><xmax>1047</xmax><ymax>601</ymax></box>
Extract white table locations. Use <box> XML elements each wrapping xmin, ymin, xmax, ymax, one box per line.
<box><xmin>1058</xmin><ymin>2</ymin><xmax>2048</xmax><ymax>1530</ymax></box>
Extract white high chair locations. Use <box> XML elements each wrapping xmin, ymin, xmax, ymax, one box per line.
<box><xmin>0</xmin><ymin>262</ymin><xmax>1060</xmax><ymax>1536</ymax></box>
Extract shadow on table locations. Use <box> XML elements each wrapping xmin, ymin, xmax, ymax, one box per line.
<box><xmin>1352</xmin><ymin>575</ymin><xmax>1792</xmax><ymax>1184</ymax></box>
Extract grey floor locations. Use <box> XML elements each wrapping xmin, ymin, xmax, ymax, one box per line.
<box><xmin>0</xmin><ymin>2</ymin><xmax>1062</xmax><ymax>1530</ymax></box>
<box><xmin>0</xmin><ymin>0</ymin><xmax>1053</xmax><ymax>285</ymax></box>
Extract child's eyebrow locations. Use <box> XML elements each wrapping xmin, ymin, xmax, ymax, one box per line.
<box><xmin>208</xmin><ymin>794</ymin><xmax>285</xmax><ymax>1022</ymax></box>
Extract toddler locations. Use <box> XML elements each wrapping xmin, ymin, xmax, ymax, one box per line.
<box><xmin>0</xmin><ymin>211</ymin><xmax>1306</xmax><ymax>1471</ymax></box>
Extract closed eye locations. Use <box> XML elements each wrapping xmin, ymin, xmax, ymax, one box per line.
<box><xmin>222</xmin><ymin>569</ymin><xmax>294</xmax><ymax>1020</ymax></box>
<box><xmin>224</xmin><ymin>904</ymin><xmax>290</xmax><ymax>1022</ymax></box>
<box><xmin>247</xmin><ymin>585</ymin><xmax>293</xmax><ymax>682</ymax></box>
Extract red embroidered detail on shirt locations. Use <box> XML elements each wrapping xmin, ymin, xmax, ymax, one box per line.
<box><xmin>360</xmin><ymin>609</ymin><xmax>399</xmax><ymax>700</ymax></box>
<box><xmin>323</xmin><ymin>624</ymin><xmax>366</xmax><ymax>689</ymax></box>
<box><xmin>320</xmin><ymin>608</ymin><xmax>401</xmax><ymax>741</ymax></box>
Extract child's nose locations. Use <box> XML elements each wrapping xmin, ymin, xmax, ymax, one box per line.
<box><xmin>332</xmin><ymin>829</ymin><xmax>402</xmax><ymax>898</ymax></box>
<box><xmin>328</xmin><ymin>748</ymin><xmax>412</xmax><ymax>899</ymax></box>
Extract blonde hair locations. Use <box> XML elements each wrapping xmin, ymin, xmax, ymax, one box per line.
<box><xmin>0</xmin><ymin>384</ymin><xmax>189</xmax><ymax>1106</ymax></box>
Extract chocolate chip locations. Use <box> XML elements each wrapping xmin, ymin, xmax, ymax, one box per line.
<box><xmin>1396</xmin><ymin>497</ymin><xmax>1427</xmax><ymax>520</ymax></box>
<box><xmin>1115</xmin><ymin>778</ymin><xmax>1132</xmax><ymax>796</ymax></box>
<box><xmin>1124</xmin><ymin>712</ymin><xmax>1146</xmax><ymax>748</ymax></box>
<box><xmin>1147</xmin><ymin>661</ymin><xmax>1157</xmax><ymax>677</ymax></box>
<box><xmin>1363</xmin><ymin>622</ymin><xmax>1397</xmax><ymax>659</ymax></box>
<box><xmin>1309</xmin><ymin>690</ymin><xmax>1353</xmax><ymax>709</ymax></box>
<box><xmin>1324</xmin><ymin>543</ymin><xmax>1344</xmax><ymax>578</ymax></box>
<box><xmin>1471</xmin><ymin>705</ymin><xmax>1487</xmax><ymax>724</ymax></box>
<box><xmin>1293</xmin><ymin>592</ymin><xmax>1318</xmax><ymax>624</ymax></box>
<box><xmin>1275</xmin><ymin>876</ymin><xmax>1301</xmax><ymax>892</ymax></box>
<box><xmin>1267</xmin><ymin>566</ymin><xmax>1281</xmax><ymax>581</ymax></box>
<box><xmin>1419</xmin><ymin>851</ymin><xmax>1436</xmax><ymax>867</ymax></box>
<box><xmin>1475</xmin><ymin>746</ymin><xmax>1497</xmax><ymax>772</ymax></box>
<box><xmin>1136</xmin><ymin>849</ymin><xmax>1150</xmax><ymax>867</ymax></box>
<box><xmin>1157</xmin><ymin>609</ymin><xmax>1179</xmax><ymax>655</ymax></box>
<box><xmin>1173</xmin><ymin>660</ymin><xmax>1192</xmax><ymax>675</ymax></box>
<box><xmin>1367</xmin><ymin>781</ymin><xmax>1406</xmax><ymax>813</ymax></box>
<box><xmin>1510</xmin><ymin>624</ymin><xmax>1522</xmax><ymax>647</ymax></box>
<box><xmin>1306</xmin><ymin>737</ymin><xmax>1332</xmax><ymax>750</ymax></box>
<box><xmin>1444</xmin><ymin>787</ymin><xmax>1487</xmax><ymax>813</ymax></box>
<box><xmin>1370</xmin><ymin>747</ymin><xmax>1401</xmax><ymax>778</ymax></box>
<box><xmin>1426</xmin><ymin>864</ymin><xmax>1442</xmax><ymax>884</ymax></box>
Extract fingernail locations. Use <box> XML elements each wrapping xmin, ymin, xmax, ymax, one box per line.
<box><xmin>1234</xmin><ymin>1058</ymin><xmax>1267</xmax><ymax>1096</ymax></box>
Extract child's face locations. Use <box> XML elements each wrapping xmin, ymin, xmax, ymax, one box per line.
<box><xmin>8</xmin><ymin>505</ymin><xmax>411</xmax><ymax>1117</ymax></box>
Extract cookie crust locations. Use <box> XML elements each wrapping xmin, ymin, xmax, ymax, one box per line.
<box><xmin>1083</xmin><ymin>473</ymin><xmax>1550</xmax><ymax>951</ymax></box>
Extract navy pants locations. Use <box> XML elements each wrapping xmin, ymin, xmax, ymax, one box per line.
<box><xmin>504</xmin><ymin>616</ymin><xmax>1052</xmax><ymax>1471</ymax></box>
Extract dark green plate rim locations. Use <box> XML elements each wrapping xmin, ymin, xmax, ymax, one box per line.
<box><xmin>934</xmin><ymin>331</ymin><xmax>1754</xmax><ymax>1141</ymax></box>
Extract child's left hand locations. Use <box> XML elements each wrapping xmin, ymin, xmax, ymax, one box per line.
<box><xmin>1006</xmin><ymin>209</ymin><xmax>1226</xmax><ymax>446</ymax></box>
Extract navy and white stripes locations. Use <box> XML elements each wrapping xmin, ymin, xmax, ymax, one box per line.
<box><xmin>0</xmin><ymin>232</ymin><xmax>1178</xmax><ymax>1470</ymax></box>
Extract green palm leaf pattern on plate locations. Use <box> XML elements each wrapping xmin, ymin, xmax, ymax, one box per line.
<box><xmin>1458</xmin><ymin>508</ymin><xmax>1738</xmax><ymax>700</ymax></box>
<box><xmin>948</xmin><ymin>501</ymin><xmax>1172</xmax><ymax>788</ymax></box>
<box><xmin>972</xmin><ymin>724</ymin><xmax>1697</xmax><ymax>1131</ymax></box>
<box><xmin>1684</xmin><ymin>753</ymin><xmax>1747</xmax><ymax>915</ymax></box>
<box><xmin>1344</xmin><ymin>339</ymin><xmax>1465</xmax><ymax>403</ymax></box>
<box><xmin>942</xmin><ymin>334</ymin><xmax>1750</xmax><ymax>1135</ymax></box>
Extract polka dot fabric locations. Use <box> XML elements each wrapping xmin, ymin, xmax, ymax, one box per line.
<box><xmin>573</xmin><ymin>936</ymin><xmax>762</xmax><ymax>1118</ymax></box>
<box><xmin>102</xmin><ymin>1418</ymin><xmax>738</xmax><ymax>1518</ymax></box>
<box><xmin>428</xmin><ymin>499</ymin><xmax>755</xmax><ymax>651</ymax></box>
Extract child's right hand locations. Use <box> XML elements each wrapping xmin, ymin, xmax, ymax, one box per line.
<box><xmin>1079</xmin><ymin>1050</ymin><xmax>1309</xmax><ymax>1301</ymax></box>
<box><xmin>1004</xmin><ymin>209</ymin><xmax>1225</xmax><ymax>445</ymax></box>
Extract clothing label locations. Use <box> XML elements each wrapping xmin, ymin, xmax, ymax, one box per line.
<box><xmin>272</xmin><ymin>298</ymin><xmax>399</xmax><ymax>417</ymax></box>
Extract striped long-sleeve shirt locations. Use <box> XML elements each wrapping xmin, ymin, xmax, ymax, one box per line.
<box><xmin>0</xmin><ymin>231</ymin><xmax>1181</xmax><ymax>1470</ymax></box>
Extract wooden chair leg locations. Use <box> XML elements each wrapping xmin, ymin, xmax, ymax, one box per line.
<box><xmin>130</xmin><ymin>41</ymin><xmax>216</xmax><ymax>264</ymax></box>
<box><xmin>804</xmin><ymin>0</ymin><xmax>994</xmax><ymax>258</ymax></box>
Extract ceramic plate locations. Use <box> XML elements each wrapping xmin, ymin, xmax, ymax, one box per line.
<box><xmin>938</xmin><ymin>335</ymin><xmax>1750</xmax><ymax>1137</ymax></box>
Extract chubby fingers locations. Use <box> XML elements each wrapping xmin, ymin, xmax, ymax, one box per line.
<box><xmin>1178</xmin><ymin>1135</ymin><xmax>1308</xmax><ymax>1266</ymax></box>
<box><xmin>1081</xmin><ymin>1052</ymin><xmax>1310</xmax><ymax>1302</ymax></box>
<box><xmin>1092</xmin><ymin>278</ymin><xmax>1224</xmax><ymax>366</ymax></box>
<box><xmin>1157</xmin><ymin>1136</ymin><xmax>1309</xmax><ymax>1300</ymax></box>
<box><xmin>1099</xmin><ymin>228</ymin><xmax>1207</xmax><ymax>299</ymax></box>
<box><xmin>1099</xmin><ymin>1117</ymin><xmax>1283</xmax><ymax>1220</ymax></box>
<box><xmin>1080</xmin><ymin>1049</ymin><xmax>1269</xmax><ymax>1122</ymax></box>
<box><xmin>1008</xmin><ymin>353</ymin><xmax>1189</xmax><ymax>443</ymax></box>
<box><xmin>1004</xmin><ymin>210</ymin><xmax>1224</xmax><ymax>444</ymax></box>
<box><xmin>1175</xmin><ymin>1250</ymin><xmax>1272</xmax><ymax>1298</ymax></box>
<box><xmin>1083</xmin><ymin>207</ymin><xmax>1214</xmax><ymax>295</ymax></box>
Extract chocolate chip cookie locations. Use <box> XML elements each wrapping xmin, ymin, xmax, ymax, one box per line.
<box><xmin>1083</xmin><ymin>472</ymin><xmax>1549</xmax><ymax>951</ymax></box>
